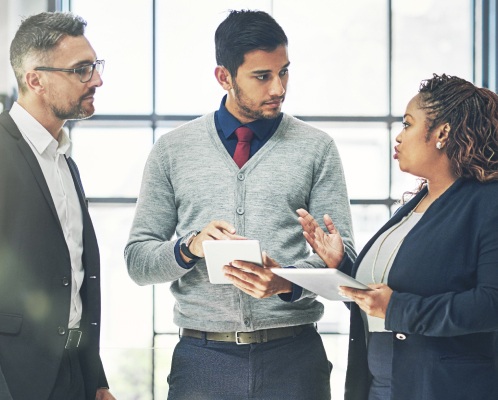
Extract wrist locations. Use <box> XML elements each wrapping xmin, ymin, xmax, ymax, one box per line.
<box><xmin>180</xmin><ymin>230</ymin><xmax>202</xmax><ymax>261</ymax></box>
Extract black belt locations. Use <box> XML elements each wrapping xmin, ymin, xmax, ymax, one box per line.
<box><xmin>180</xmin><ymin>324</ymin><xmax>313</xmax><ymax>345</ymax></box>
<box><xmin>65</xmin><ymin>329</ymin><xmax>82</xmax><ymax>349</ymax></box>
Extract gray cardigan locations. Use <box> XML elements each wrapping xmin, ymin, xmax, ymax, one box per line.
<box><xmin>125</xmin><ymin>112</ymin><xmax>355</xmax><ymax>332</ymax></box>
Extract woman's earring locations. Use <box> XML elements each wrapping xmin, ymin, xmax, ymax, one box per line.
<box><xmin>436</xmin><ymin>142</ymin><xmax>443</xmax><ymax>150</ymax></box>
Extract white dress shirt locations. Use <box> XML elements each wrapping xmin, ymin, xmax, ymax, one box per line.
<box><xmin>10</xmin><ymin>102</ymin><xmax>84</xmax><ymax>329</ymax></box>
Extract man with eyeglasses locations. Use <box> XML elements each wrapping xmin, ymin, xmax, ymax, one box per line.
<box><xmin>0</xmin><ymin>12</ymin><xmax>115</xmax><ymax>400</ymax></box>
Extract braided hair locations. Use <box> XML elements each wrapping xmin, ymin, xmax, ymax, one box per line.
<box><xmin>418</xmin><ymin>73</ymin><xmax>498</xmax><ymax>182</ymax></box>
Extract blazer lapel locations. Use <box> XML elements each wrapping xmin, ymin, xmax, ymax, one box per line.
<box><xmin>65</xmin><ymin>156</ymin><xmax>100</xmax><ymax>270</ymax></box>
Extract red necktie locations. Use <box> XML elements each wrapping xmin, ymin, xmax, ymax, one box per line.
<box><xmin>233</xmin><ymin>126</ymin><xmax>254</xmax><ymax>168</ymax></box>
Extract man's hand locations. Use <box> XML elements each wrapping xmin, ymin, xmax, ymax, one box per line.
<box><xmin>223</xmin><ymin>251</ymin><xmax>292</xmax><ymax>298</ymax></box>
<box><xmin>339</xmin><ymin>284</ymin><xmax>393</xmax><ymax>319</ymax></box>
<box><xmin>180</xmin><ymin>220</ymin><xmax>246</xmax><ymax>262</ymax></box>
<box><xmin>96</xmin><ymin>388</ymin><xmax>116</xmax><ymax>400</ymax></box>
<box><xmin>296</xmin><ymin>208</ymin><xmax>344</xmax><ymax>269</ymax></box>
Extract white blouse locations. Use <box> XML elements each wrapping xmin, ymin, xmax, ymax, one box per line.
<box><xmin>355</xmin><ymin>210</ymin><xmax>424</xmax><ymax>332</ymax></box>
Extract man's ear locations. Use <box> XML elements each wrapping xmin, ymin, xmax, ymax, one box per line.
<box><xmin>214</xmin><ymin>65</ymin><xmax>233</xmax><ymax>91</ymax></box>
<box><xmin>24</xmin><ymin>71</ymin><xmax>46</xmax><ymax>95</ymax></box>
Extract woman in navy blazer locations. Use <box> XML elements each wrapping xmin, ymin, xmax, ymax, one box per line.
<box><xmin>298</xmin><ymin>74</ymin><xmax>498</xmax><ymax>400</ymax></box>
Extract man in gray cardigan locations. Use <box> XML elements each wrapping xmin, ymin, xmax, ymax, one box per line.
<box><xmin>125</xmin><ymin>9</ymin><xmax>355</xmax><ymax>400</ymax></box>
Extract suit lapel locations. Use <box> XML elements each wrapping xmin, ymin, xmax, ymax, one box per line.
<box><xmin>65</xmin><ymin>156</ymin><xmax>100</xmax><ymax>270</ymax></box>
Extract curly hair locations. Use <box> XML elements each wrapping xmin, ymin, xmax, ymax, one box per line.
<box><xmin>418</xmin><ymin>73</ymin><xmax>498</xmax><ymax>182</ymax></box>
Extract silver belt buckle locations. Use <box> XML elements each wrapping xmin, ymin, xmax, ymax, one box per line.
<box><xmin>235</xmin><ymin>331</ymin><xmax>248</xmax><ymax>345</ymax></box>
<box><xmin>65</xmin><ymin>330</ymin><xmax>82</xmax><ymax>349</ymax></box>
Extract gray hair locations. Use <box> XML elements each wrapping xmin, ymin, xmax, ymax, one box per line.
<box><xmin>10</xmin><ymin>12</ymin><xmax>87</xmax><ymax>93</ymax></box>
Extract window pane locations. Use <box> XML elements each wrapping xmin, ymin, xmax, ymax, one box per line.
<box><xmin>351</xmin><ymin>204</ymin><xmax>390</xmax><ymax>250</ymax></box>
<box><xmin>71</xmin><ymin>126</ymin><xmax>153</xmax><ymax>197</ymax></box>
<box><xmin>390</xmin><ymin>122</ymin><xmax>421</xmax><ymax>200</ymax></box>
<box><xmin>155</xmin><ymin>0</ymin><xmax>272</xmax><ymax>115</ymax></box>
<box><xmin>154</xmin><ymin>285</ymin><xmax>178</xmax><ymax>334</ymax></box>
<box><xmin>89</xmin><ymin>204</ymin><xmax>153</xmax><ymax>346</ymax></box>
<box><xmin>154</xmin><ymin>334</ymin><xmax>181</xmax><ymax>398</ymax></box>
<box><xmin>275</xmin><ymin>0</ymin><xmax>388</xmax><ymax>116</ymax></box>
<box><xmin>392</xmin><ymin>0</ymin><xmax>473</xmax><ymax>115</ymax></box>
<box><xmin>89</xmin><ymin>203</ymin><xmax>153</xmax><ymax>399</ymax></box>
<box><xmin>155</xmin><ymin>121</ymin><xmax>191</xmax><ymax>141</ymax></box>
<box><xmin>72</xmin><ymin>0</ymin><xmax>153</xmax><ymax>114</ymax></box>
<box><xmin>318</xmin><ymin>300</ymin><xmax>351</xmax><ymax>333</ymax></box>
<box><xmin>310</xmin><ymin>122</ymin><xmax>390</xmax><ymax>199</ymax></box>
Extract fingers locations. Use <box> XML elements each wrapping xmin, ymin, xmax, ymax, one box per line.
<box><xmin>339</xmin><ymin>286</ymin><xmax>364</xmax><ymax>299</ymax></box>
<box><xmin>204</xmin><ymin>220</ymin><xmax>237</xmax><ymax>240</ymax></box>
<box><xmin>223</xmin><ymin>261</ymin><xmax>292</xmax><ymax>299</ymax></box>
<box><xmin>190</xmin><ymin>220</ymin><xmax>245</xmax><ymax>256</ymax></box>
<box><xmin>323</xmin><ymin>214</ymin><xmax>337</xmax><ymax>234</ymax></box>
<box><xmin>339</xmin><ymin>285</ymin><xmax>391</xmax><ymax>319</ymax></box>
<box><xmin>262</xmin><ymin>251</ymin><xmax>281</xmax><ymax>269</ymax></box>
<box><xmin>297</xmin><ymin>210</ymin><xmax>321</xmax><ymax>231</ymax></box>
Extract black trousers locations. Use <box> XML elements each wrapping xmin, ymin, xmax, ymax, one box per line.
<box><xmin>48</xmin><ymin>348</ymin><xmax>86</xmax><ymax>400</ymax></box>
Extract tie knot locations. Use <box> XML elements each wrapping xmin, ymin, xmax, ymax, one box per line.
<box><xmin>235</xmin><ymin>126</ymin><xmax>254</xmax><ymax>143</ymax></box>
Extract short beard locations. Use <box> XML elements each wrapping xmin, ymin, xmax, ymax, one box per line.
<box><xmin>51</xmin><ymin>100</ymin><xmax>93</xmax><ymax>121</ymax></box>
<box><xmin>233</xmin><ymin>80</ymin><xmax>283</xmax><ymax>121</ymax></box>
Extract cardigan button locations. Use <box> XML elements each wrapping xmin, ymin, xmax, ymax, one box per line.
<box><xmin>61</xmin><ymin>277</ymin><xmax>70</xmax><ymax>286</ymax></box>
<box><xmin>58</xmin><ymin>326</ymin><xmax>66</xmax><ymax>335</ymax></box>
<box><xmin>236</xmin><ymin>207</ymin><xmax>245</xmax><ymax>215</ymax></box>
<box><xmin>395</xmin><ymin>333</ymin><xmax>407</xmax><ymax>340</ymax></box>
<box><xmin>237</xmin><ymin>173</ymin><xmax>245</xmax><ymax>181</ymax></box>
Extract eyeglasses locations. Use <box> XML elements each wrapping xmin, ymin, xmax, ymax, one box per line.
<box><xmin>34</xmin><ymin>59</ymin><xmax>105</xmax><ymax>83</ymax></box>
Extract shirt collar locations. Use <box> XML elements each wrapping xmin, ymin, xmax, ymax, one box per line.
<box><xmin>9</xmin><ymin>102</ymin><xmax>71</xmax><ymax>156</ymax></box>
<box><xmin>217</xmin><ymin>95</ymin><xmax>280</xmax><ymax>141</ymax></box>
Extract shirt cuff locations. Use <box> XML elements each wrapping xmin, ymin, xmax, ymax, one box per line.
<box><xmin>277</xmin><ymin>266</ymin><xmax>303</xmax><ymax>302</ymax></box>
<box><xmin>174</xmin><ymin>238</ymin><xmax>197</xmax><ymax>269</ymax></box>
<box><xmin>278</xmin><ymin>283</ymin><xmax>303</xmax><ymax>302</ymax></box>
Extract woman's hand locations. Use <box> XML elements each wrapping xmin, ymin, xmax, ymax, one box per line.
<box><xmin>339</xmin><ymin>284</ymin><xmax>393</xmax><ymax>319</ymax></box>
<box><xmin>296</xmin><ymin>209</ymin><xmax>344</xmax><ymax>268</ymax></box>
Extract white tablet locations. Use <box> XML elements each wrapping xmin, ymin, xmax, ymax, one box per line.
<box><xmin>271</xmin><ymin>268</ymin><xmax>371</xmax><ymax>301</ymax></box>
<box><xmin>202</xmin><ymin>240</ymin><xmax>263</xmax><ymax>284</ymax></box>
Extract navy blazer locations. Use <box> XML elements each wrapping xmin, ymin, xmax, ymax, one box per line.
<box><xmin>341</xmin><ymin>179</ymin><xmax>498</xmax><ymax>400</ymax></box>
<box><xmin>0</xmin><ymin>111</ymin><xmax>108</xmax><ymax>399</ymax></box>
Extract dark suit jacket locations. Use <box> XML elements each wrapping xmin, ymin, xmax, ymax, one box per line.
<box><xmin>341</xmin><ymin>178</ymin><xmax>498</xmax><ymax>400</ymax></box>
<box><xmin>0</xmin><ymin>111</ymin><xmax>108</xmax><ymax>399</ymax></box>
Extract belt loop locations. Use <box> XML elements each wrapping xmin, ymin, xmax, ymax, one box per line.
<box><xmin>201</xmin><ymin>331</ymin><xmax>207</xmax><ymax>345</ymax></box>
<box><xmin>261</xmin><ymin>329</ymin><xmax>268</xmax><ymax>343</ymax></box>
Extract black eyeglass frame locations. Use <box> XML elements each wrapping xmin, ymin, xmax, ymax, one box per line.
<box><xmin>34</xmin><ymin>59</ymin><xmax>105</xmax><ymax>83</ymax></box>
